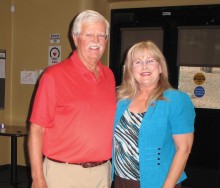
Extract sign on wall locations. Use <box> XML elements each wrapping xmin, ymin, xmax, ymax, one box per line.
<box><xmin>48</xmin><ymin>46</ymin><xmax>61</xmax><ymax>66</ymax></box>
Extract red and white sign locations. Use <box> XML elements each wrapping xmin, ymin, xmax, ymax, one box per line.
<box><xmin>48</xmin><ymin>46</ymin><xmax>61</xmax><ymax>66</ymax></box>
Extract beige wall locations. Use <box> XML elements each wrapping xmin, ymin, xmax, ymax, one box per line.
<box><xmin>0</xmin><ymin>0</ymin><xmax>107</xmax><ymax>166</ymax></box>
<box><xmin>0</xmin><ymin>0</ymin><xmax>12</xmax><ymax>165</ymax></box>
<box><xmin>0</xmin><ymin>0</ymin><xmax>219</xmax><ymax>166</ymax></box>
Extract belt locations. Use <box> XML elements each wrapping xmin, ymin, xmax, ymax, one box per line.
<box><xmin>47</xmin><ymin>157</ymin><xmax>108</xmax><ymax>168</ymax></box>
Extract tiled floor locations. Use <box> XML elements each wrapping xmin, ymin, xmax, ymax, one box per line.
<box><xmin>182</xmin><ymin>167</ymin><xmax>219</xmax><ymax>188</ymax></box>
<box><xmin>0</xmin><ymin>165</ymin><xmax>31</xmax><ymax>188</ymax></box>
<box><xmin>0</xmin><ymin>165</ymin><xmax>219</xmax><ymax>188</ymax></box>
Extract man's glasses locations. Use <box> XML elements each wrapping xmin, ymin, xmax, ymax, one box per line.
<box><xmin>132</xmin><ymin>58</ymin><xmax>158</xmax><ymax>68</ymax></box>
<box><xmin>79</xmin><ymin>33</ymin><xmax>108</xmax><ymax>41</ymax></box>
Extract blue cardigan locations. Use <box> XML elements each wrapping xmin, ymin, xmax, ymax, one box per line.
<box><xmin>112</xmin><ymin>89</ymin><xmax>195</xmax><ymax>188</ymax></box>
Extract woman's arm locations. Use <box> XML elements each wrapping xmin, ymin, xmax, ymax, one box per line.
<box><xmin>163</xmin><ymin>133</ymin><xmax>194</xmax><ymax>188</ymax></box>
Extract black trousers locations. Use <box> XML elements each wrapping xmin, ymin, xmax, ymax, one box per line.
<box><xmin>113</xmin><ymin>175</ymin><xmax>181</xmax><ymax>188</ymax></box>
<box><xmin>114</xmin><ymin>175</ymin><xmax>140</xmax><ymax>188</ymax></box>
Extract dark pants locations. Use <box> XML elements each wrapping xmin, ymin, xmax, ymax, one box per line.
<box><xmin>114</xmin><ymin>175</ymin><xmax>140</xmax><ymax>188</ymax></box>
<box><xmin>114</xmin><ymin>175</ymin><xmax>181</xmax><ymax>188</ymax></box>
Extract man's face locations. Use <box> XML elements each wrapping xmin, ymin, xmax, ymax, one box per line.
<box><xmin>73</xmin><ymin>21</ymin><xmax>107</xmax><ymax>66</ymax></box>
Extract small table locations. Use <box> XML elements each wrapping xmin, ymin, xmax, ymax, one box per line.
<box><xmin>0</xmin><ymin>125</ymin><xmax>28</xmax><ymax>187</ymax></box>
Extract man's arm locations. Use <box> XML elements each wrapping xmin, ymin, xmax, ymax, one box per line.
<box><xmin>28</xmin><ymin>123</ymin><xmax>48</xmax><ymax>188</ymax></box>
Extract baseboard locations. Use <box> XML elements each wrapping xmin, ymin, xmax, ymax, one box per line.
<box><xmin>0</xmin><ymin>164</ymin><xmax>30</xmax><ymax>171</ymax></box>
<box><xmin>0</xmin><ymin>164</ymin><xmax>10</xmax><ymax>170</ymax></box>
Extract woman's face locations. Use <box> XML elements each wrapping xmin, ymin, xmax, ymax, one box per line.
<box><xmin>131</xmin><ymin>49</ymin><xmax>162</xmax><ymax>90</ymax></box>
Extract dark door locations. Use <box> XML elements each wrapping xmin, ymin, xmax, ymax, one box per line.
<box><xmin>110</xmin><ymin>5</ymin><xmax>220</xmax><ymax>187</ymax></box>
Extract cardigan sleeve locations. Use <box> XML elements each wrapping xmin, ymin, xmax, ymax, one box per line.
<box><xmin>167</xmin><ymin>90</ymin><xmax>196</xmax><ymax>134</ymax></box>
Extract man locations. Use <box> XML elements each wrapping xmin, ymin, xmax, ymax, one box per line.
<box><xmin>28</xmin><ymin>10</ymin><xmax>116</xmax><ymax>188</ymax></box>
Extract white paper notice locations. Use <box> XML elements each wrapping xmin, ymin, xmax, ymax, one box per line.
<box><xmin>50</xmin><ymin>33</ymin><xmax>61</xmax><ymax>43</ymax></box>
<box><xmin>0</xmin><ymin>59</ymin><xmax>5</xmax><ymax>78</ymax></box>
<box><xmin>20</xmin><ymin>71</ymin><xmax>37</xmax><ymax>84</ymax></box>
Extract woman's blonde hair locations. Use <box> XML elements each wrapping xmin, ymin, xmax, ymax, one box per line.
<box><xmin>117</xmin><ymin>40</ymin><xmax>172</xmax><ymax>103</ymax></box>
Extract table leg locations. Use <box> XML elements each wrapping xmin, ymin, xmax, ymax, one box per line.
<box><xmin>11</xmin><ymin>136</ymin><xmax>17</xmax><ymax>184</ymax></box>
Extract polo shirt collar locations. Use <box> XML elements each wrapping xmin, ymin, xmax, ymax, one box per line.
<box><xmin>70</xmin><ymin>51</ymin><xmax>104</xmax><ymax>80</ymax></box>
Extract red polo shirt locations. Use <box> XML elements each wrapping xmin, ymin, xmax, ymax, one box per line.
<box><xmin>30</xmin><ymin>51</ymin><xmax>116</xmax><ymax>163</ymax></box>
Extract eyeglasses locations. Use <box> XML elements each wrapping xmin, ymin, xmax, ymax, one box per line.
<box><xmin>79</xmin><ymin>33</ymin><xmax>108</xmax><ymax>41</ymax></box>
<box><xmin>132</xmin><ymin>58</ymin><xmax>158</xmax><ymax>68</ymax></box>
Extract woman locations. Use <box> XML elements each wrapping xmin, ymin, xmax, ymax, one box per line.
<box><xmin>112</xmin><ymin>41</ymin><xmax>195</xmax><ymax>188</ymax></box>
